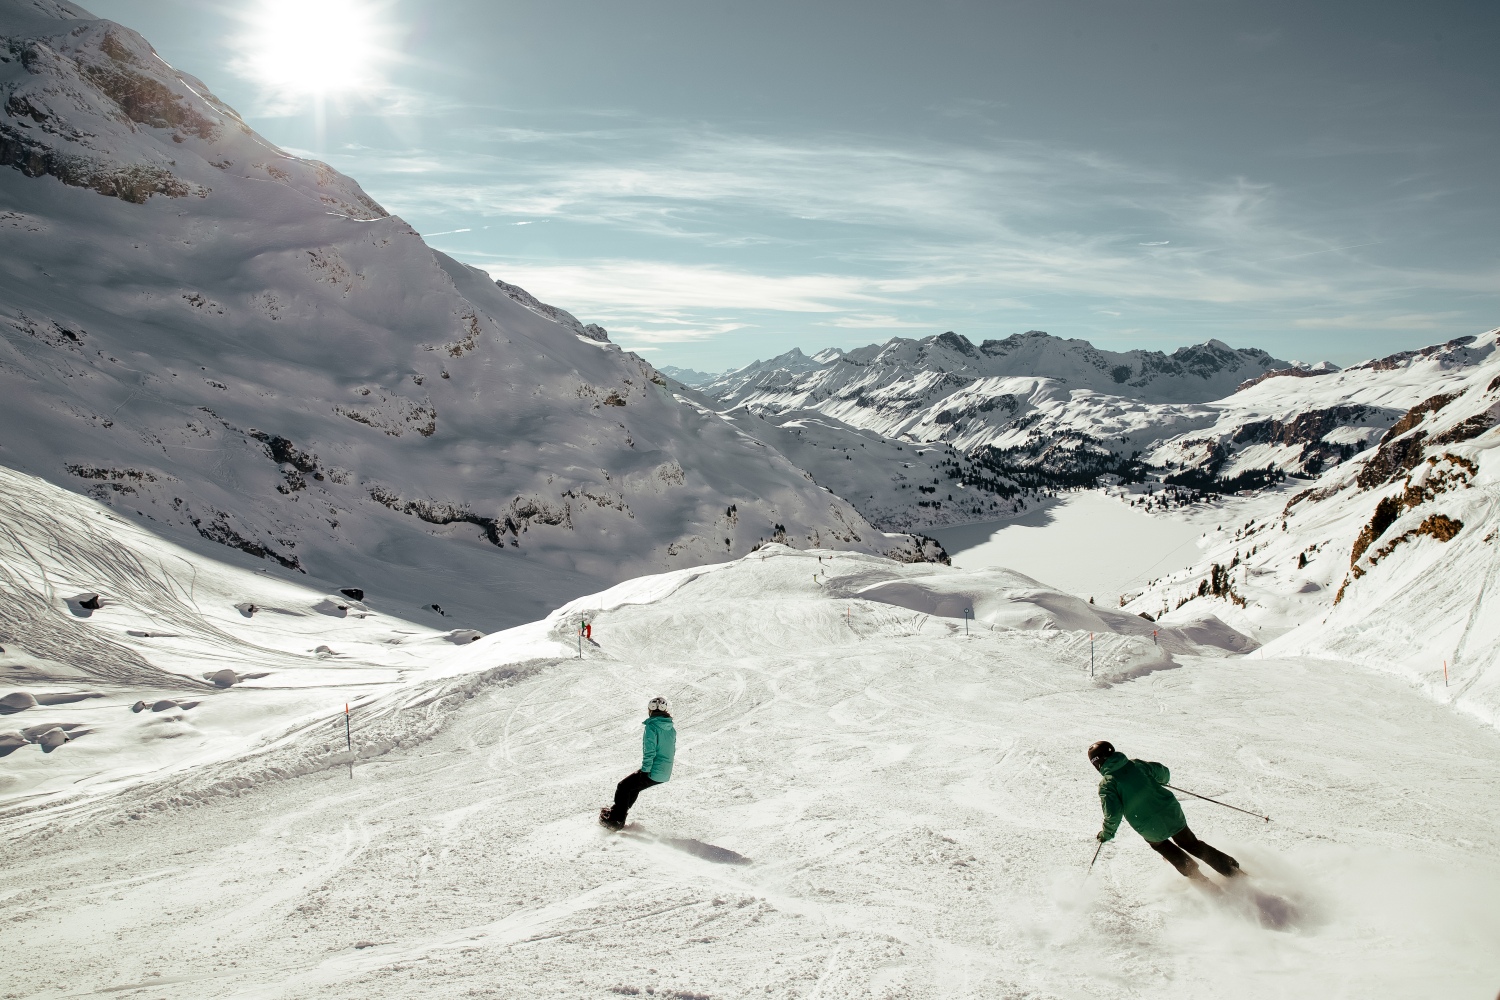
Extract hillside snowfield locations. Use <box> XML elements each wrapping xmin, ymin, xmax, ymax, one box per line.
<box><xmin>0</xmin><ymin>1</ymin><xmax>933</xmax><ymax>632</ymax></box>
<box><xmin>1121</xmin><ymin>331</ymin><xmax>1500</xmax><ymax>727</ymax></box>
<box><xmin>4</xmin><ymin>482</ymin><xmax>1500</xmax><ymax>998</ymax></box>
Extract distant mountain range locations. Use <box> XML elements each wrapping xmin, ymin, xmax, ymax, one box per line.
<box><xmin>707</xmin><ymin>330</ymin><xmax>1290</xmax><ymax>407</ymax></box>
<box><xmin>687</xmin><ymin>329</ymin><xmax>1497</xmax><ymax>530</ymax></box>
<box><xmin>656</xmin><ymin>365</ymin><xmax>719</xmax><ymax>387</ymax></box>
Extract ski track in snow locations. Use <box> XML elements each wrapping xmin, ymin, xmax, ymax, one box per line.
<box><xmin>5</xmin><ymin>547</ymin><xmax>1500</xmax><ymax>999</ymax></box>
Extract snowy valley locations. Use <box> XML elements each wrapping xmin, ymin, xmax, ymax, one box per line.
<box><xmin>3</xmin><ymin>3</ymin><xmax>1500</xmax><ymax>999</ymax></box>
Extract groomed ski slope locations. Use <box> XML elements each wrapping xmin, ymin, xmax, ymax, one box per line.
<box><xmin>6</xmin><ymin>547</ymin><xmax>1500</xmax><ymax>999</ymax></box>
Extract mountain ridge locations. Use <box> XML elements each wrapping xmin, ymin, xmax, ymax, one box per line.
<box><xmin>708</xmin><ymin>329</ymin><xmax>1294</xmax><ymax>408</ymax></box>
<box><xmin>693</xmin><ymin>327</ymin><xmax>1495</xmax><ymax>531</ymax></box>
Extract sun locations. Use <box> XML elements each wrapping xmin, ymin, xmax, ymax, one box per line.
<box><xmin>239</xmin><ymin>0</ymin><xmax>393</xmax><ymax>99</ymax></box>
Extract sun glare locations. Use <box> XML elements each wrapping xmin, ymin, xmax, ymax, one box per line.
<box><xmin>240</xmin><ymin>0</ymin><xmax>392</xmax><ymax>99</ymax></box>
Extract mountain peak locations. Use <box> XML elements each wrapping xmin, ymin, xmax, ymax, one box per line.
<box><xmin>1</xmin><ymin>9</ymin><xmax>387</xmax><ymax>218</ymax></box>
<box><xmin>931</xmin><ymin>331</ymin><xmax>976</xmax><ymax>355</ymax></box>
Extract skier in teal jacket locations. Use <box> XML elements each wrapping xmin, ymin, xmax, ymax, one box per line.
<box><xmin>1089</xmin><ymin>740</ymin><xmax>1241</xmax><ymax>880</ymax></box>
<box><xmin>600</xmin><ymin>697</ymin><xmax>676</xmax><ymax>829</ymax></box>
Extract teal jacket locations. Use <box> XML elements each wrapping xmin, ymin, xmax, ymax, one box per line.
<box><xmin>1097</xmin><ymin>752</ymin><xmax>1186</xmax><ymax>843</ymax></box>
<box><xmin>640</xmin><ymin>715</ymin><xmax>676</xmax><ymax>782</ymax></box>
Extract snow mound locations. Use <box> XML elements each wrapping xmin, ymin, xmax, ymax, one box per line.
<box><xmin>855</xmin><ymin>567</ymin><xmax>1256</xmax><ymax>658</ymax></box>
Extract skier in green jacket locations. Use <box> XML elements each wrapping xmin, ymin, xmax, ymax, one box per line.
<box><xmin>600</xmin><ymin>697</ymin><xmax>676</xmax><ymax>830</ymax></box>
<box><xmin>1089</xmin><ymin>740</ymin><xmax>1242</xmax><ymax>880</ymax></box>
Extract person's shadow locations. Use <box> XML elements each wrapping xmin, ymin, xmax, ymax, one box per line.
<box><xmin>624</xmin><ymin>828</ymin><xmax>751</xmax><ymax>865</ymax></box>
<box><xmin>660</xmin><ymin>837</ymin><xmax>751</xmax><ymax>865</ymax></box>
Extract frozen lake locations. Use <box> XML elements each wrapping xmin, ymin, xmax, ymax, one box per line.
<box><xmin>927</xmin><ymin>491</ymin><xmax>1208</xmax><ymax>605</ymax></box>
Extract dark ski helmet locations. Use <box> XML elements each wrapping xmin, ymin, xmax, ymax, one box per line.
<box><xmin>1087</xmin><ymin>740</ymin><xmax>1115</xmax><ymax>768</ymax></box>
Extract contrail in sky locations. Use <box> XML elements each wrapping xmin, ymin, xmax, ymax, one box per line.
<box><xmin>1249</xmin><ymin>241</ymin><xmax>1386</xmax><ymax>264</ymax></box>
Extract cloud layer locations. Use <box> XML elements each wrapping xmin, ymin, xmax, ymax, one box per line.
<box><xmin>309</xmin><ymin>116</ymin><xmax>1496</xmax><ymax>367</ymax></box>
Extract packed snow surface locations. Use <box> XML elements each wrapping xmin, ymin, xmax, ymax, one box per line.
<box><xmin>6</xmin><ymin>517</ymin><xmax>1500</xmax><ymax>997</ymax></box>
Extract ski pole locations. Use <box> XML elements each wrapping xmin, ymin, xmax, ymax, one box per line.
<box><xmin>1165</xmin><ymin>784</ymin><xmax>1270</xmax><ymax>823</ymax></box>
<box><xmin>1086</xmin><ymin>840</ymin><xmax>1103</xmax><ymax>876</ymax></box>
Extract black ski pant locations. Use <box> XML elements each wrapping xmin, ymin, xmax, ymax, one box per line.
<box><xmin>1147</xmin><ymin>825</ymin><xmax>1239</xmax><ymax>878</ymax></box>
<box><xmin>610</xmin><ymin>770</ymin><xmax>660</xmax><ymax>824</ymax></box>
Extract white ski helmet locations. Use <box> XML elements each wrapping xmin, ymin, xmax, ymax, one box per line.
<box><xmin>647</xmin><ymin>696</ymin><xmax>670</xmax><ymax>714</ymax></box>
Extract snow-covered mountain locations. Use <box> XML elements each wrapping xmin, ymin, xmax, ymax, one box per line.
<box><xmin>1145</xmin><ymin>336</ymin><xmax>1490</xmax><ymax>490</ymax></box>
<box><xmin>694</xmin><ymin>328</ymin><xmax>1497</xmax><ymax>531</ymax></box>
<box><xmin>0</xmin><ymin>1</ymin><xmax>939</xmax><ymax>631</ymax></box>
<box><xmin>705</xmin><ymin>331</ymin><xmax>1289</xmax><ymax>409</ymax></box>
<box><xmin>1120</xmin><ymin>330</ymin><xmax>1500</xmax><ymax>726</ymax></box>
<box><xmin>655</xmin><ymin>365</ymin><xmax>719</xmax><ymax>387</ymax></box>
<box><xmin>700</xmin><ymin>345</ymin><xmax>844</xmax><ymax>402</ymax></box>
<box><xmin>691</xmin><ymin>331</ymin><xmax>1299</xmax><ymax>526</ymax></box>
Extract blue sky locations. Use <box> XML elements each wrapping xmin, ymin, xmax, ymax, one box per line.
<box><xmin>87</xmin><ymin>1</ymin><xmax>1500</xmax><ymax>373</ymax></box>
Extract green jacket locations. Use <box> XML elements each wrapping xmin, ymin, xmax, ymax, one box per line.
<box><xmin>640</xmin><ymin>715</ymin><xmax>675</xmax><ymax>782</ymax></box>
<box><xmin>1097</xmin><ymin>752</ymin><xmax>1186</xmax><ymax>843</ymax></box>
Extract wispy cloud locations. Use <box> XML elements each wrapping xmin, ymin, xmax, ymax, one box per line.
<box><xmin>312</xmin><ymin>116</ymin><xmax>1497</xmax><ymax>354</ymax></box>
<box><xmin>1291</xmin><ymin>313</ymin><xmax>1462</xmax><ymax>330</ymax></box>
<box><xmin>468</xmin><ymin>258</ymin><xmax>894</xmax><ymax>313</ymax></box>
<box><xmin>819</xmin><ymin>314</ymin><xmax>937</xmax><ymax>329</ymax></box>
